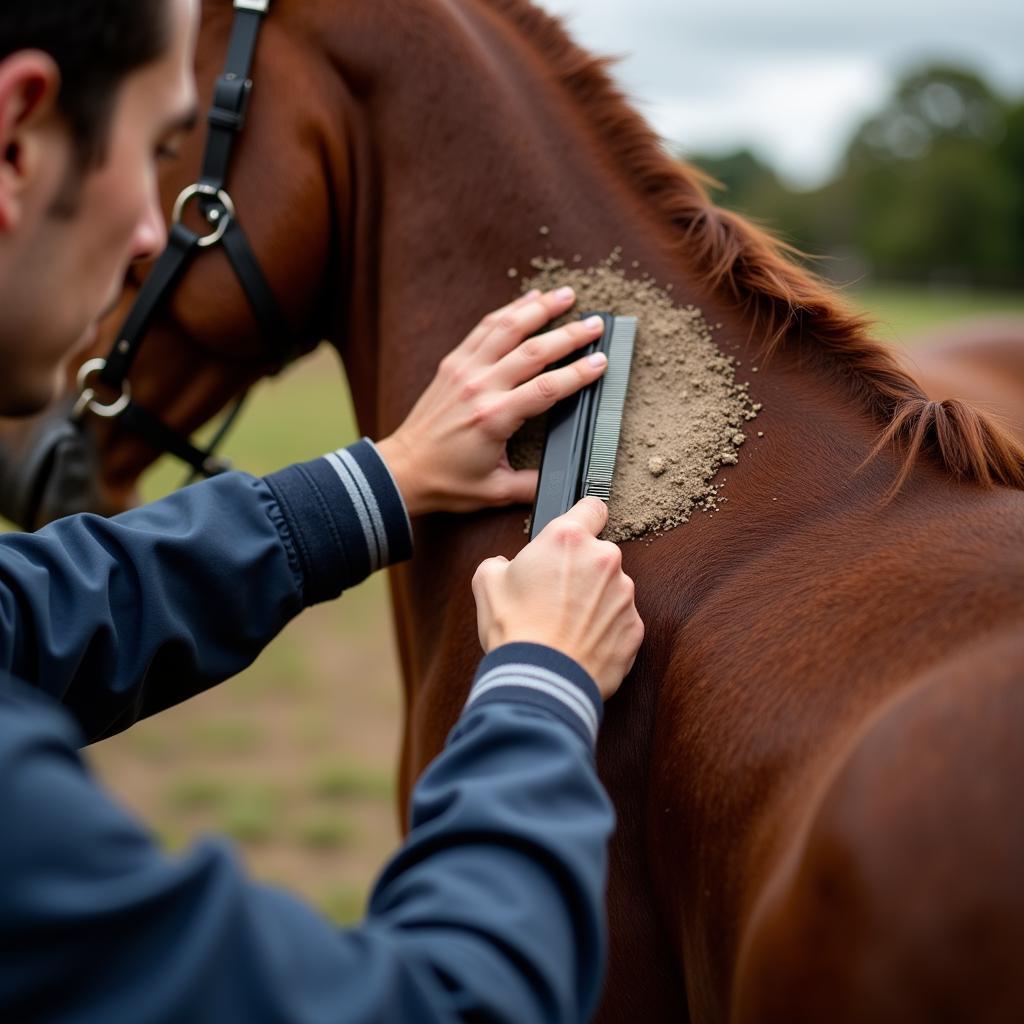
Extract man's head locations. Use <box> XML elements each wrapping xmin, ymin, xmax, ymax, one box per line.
<box><xmin>0</xmin><ymin>0</ymin><xmax>199</xmax><ymax>416</ymax></box>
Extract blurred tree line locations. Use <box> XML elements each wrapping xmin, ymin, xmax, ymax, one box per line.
<box><xmin>687</xmin><ymin>64</ymin><xmax>1023</xmax><ymax>289</ymax></box>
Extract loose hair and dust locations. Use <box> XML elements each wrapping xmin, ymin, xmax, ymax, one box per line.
<box><xmin>512</xmin><ymin>254</ymin><xmax>759</xmax><ymax>543</ymax></box>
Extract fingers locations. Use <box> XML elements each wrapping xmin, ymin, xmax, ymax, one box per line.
<box><xmin>503</xmin><ymin>350</ymin><xmax>608</xmax><ymax>425</ymax></box>
<box><xmin>491</xmin><ymin>314</ymin><xmax>606</xmax><ymax>388</ymax></box>
<box><xmin>474</xmin><ymin>554</ymin><xmax>510</xmax><ymax>578</ymax></box>
<box><xmin>471</xmin><ymin>555</ymin><xmax>509</xmax><ymax>653</ymax></box>
<box><xmin>459</xmin><ymin>289</ymin><xmax>543</xmax><ymax>355</ymax></box>
<box><xmin>472</xmin><ymin>286</ymin><xmax>579</xmax><ymax>362</ymax></box>
<box><xmin>496</xmin><ymin>468</ymin><xmax>540</xmax><ymax>507</ymax></box>
<box><xmin>472</xmin><ymin>554</ymin><xmax>510</xmax><ymax>595</ymax></box>
<box><xmin>559</xmin><ymin>496</ymin><xmax>609</xmax><ymax>538</ymax></box>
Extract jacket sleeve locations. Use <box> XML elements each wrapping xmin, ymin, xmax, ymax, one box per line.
<box><xmin>0</xmin><ymin>439</ymin><xmax>412</xmax><ymax>743</ymax></box>
<box><xmin>0</xmin><ymin>644</ymin><xmax>613</xmax><ymax>1024</ymax></box>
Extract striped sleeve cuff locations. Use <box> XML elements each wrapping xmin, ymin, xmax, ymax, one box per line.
<box><xmin>463</xmin><ymin>643</ymin><xmax>604</xmax><ymax>748</ymax></box>
<box><xmin>264</xmin><ymin>439</ymin><xmax>413</xmax><ymax>605</ymax></box>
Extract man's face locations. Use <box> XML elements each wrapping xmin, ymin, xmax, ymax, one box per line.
<box><xmin>0</xmin><ymin>0</ymin><xmax>199</xmax><ymax>416</ymax></box>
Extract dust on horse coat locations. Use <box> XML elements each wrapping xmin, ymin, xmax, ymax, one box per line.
<box><xmin>2</xmin><ymin>2</ymin><xmax>1024</xmax><ymax>1020</ymax></box>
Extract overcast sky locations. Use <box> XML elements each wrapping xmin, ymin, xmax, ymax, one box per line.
<box><xmin>534</xmin><ymin>0</ymin><xmax>1024</xmax><ymax>188</ymax></box>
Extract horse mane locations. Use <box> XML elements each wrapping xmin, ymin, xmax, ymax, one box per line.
<box><xmin>483</xmin><ymin>0</ymin><xmax>1024</xmax><ymax>493</ymax></box>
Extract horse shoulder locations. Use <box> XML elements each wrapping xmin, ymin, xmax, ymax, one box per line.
<box><xmin>731</xmin><ymin>623</ymin><xmax>1024</xmax><ymax>1023</ymax></box>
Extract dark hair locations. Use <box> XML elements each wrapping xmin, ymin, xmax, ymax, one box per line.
<box><xmin>0</xmin><ymin>0</ymin><xmax>170</xmax><ymax>168</ymax></box>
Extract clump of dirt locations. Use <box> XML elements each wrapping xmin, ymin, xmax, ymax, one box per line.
<box><xmin>509</xmin><ymin>253</ymin><xmax>760</xmax><ymax>542</ymax></box>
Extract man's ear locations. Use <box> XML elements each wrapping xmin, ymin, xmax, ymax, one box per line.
<box><xmin>0</xmin><ymin>51</ymin><xmax>63</xmax><ymax>232</ymax></box>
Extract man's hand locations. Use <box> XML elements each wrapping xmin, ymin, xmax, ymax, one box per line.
<box><xmin>376</xmin><ymin>287</ymin><xmax>607</xmax><ymax>517</ymax></box>
<box><xmin>471</xmin><ymin>498</ymin><xmax>644</xmax><ymax>699</ymax></box>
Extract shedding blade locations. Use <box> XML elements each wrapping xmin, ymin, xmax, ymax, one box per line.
<box><xmin>584</xmin><ymin>316</ymin><xmax>637</xmax><ymax>501</ymax></box>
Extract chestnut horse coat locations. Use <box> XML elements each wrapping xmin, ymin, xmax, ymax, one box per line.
<box><xmin>1</xmin><ymin>2</ymin><xmax>1022</xmax><ymax>1020</ymax></box>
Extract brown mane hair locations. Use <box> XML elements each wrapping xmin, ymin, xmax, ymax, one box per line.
<box><xmin>485</xmin><ymin>0</ymin><xmax>1024</xmax><ymax>492</ymax></box>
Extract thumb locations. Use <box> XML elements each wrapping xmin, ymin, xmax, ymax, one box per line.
<box><xmin>561</xmin><ymin>496</ymin><xmax>609</xmax><ymax>537</ymax></box>
<box><xmin>498</xmin><ymin>468</ymin><xmax>540</xmax><ymax>507</ymax></box>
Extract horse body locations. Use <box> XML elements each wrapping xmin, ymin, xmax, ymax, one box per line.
<box><xmin>2</xmin><ymin>2</ymin><xmax>1023</xmax><ymax>1019</ymax></box>
<box><xmin>347</xmin><ymin>8</ymin><xmax>1024</xmax><ymax>1009</ymax></box>
<box><xmin>647</xmin><ymin>473</ymin><xmax>1024</xmax><ymax>1020</ymax></box>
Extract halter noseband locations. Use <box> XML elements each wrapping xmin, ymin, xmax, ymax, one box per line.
<box><xmin>73</xmin><ymin>0</ymin><xmax>287</xmax><ymax>482</ymax></box>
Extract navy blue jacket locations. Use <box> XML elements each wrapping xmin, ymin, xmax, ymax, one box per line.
<box><xmin>0</xmin><ymin>440</ymin><xmax>614</xmax><ymax>1023</ymax></box>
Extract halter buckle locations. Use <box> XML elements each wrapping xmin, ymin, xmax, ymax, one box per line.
<box><xmin>210</xmin><ymin>74</ymin><xmax>253</xmax><ymax>133</ymax></box>
<box><xmin>74</xmin><ymin>358</ymin><xmax>131</xmax><ymax>420</ymax></box>
<box><xmin>172</xmin><ymin>184</ymin><xmax>236</xmax><ymax>248</ymax></box>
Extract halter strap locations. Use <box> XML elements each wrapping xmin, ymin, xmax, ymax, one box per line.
<box><xmin>201</xmin><ymin>0</ymin><xmax>266</xmax><ymax>188</ymax></box>
<box><xmin>80</xmin><ymin>0</ymin><xmax>284</xmax><ymax>480</ymax></box>
<box><xmin>98</xmin><ymin>223</ymin><xmax>201</xmax><ymax>390</ymax></box>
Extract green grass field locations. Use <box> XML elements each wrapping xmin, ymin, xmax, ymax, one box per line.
<box><xmin>850</xmin><ymin>284</ymin><xmax>1024</xmax><ymax>342</ymax></box>
<box><xmin>17</xmin><ymin>284</ymin><xmax>1024</xmax><ymax>925</ymax></box>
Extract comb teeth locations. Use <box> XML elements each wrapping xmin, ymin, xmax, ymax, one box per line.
<box><xmin>584</xmin><ymin>316</ymin><xmax>637</xmax><ymax>501</ymax></box>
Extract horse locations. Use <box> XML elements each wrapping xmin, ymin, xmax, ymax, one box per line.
<box><xmin>2</xmin><ymin>1</ymin><xmax>1024</xmax><ymax>1019</ymax></box>
<box><xmin>896</xmin><ymin>316</ymin><xmax>1024</xmax><ymax>446</ymax></box>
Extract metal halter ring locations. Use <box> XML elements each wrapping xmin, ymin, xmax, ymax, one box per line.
<box><xmin>171</xmin><ymin>183</ymin><xmax>236</xmax><ymax>248</ymax></box>
<box><xmin>73</xmin><ymin>358</ymin><xmax>131</xmax><ymax>420</ymax></box>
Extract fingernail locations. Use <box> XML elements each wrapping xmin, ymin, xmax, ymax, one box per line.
<box><xmin>584</xmin><ymin>315</ymin><xmax>604</xmax><ymax>330</ymax></box>
<box><xmin>521</xmin><ymin>289</ymin><xmax>541</xmax><ymax>302</ymax></box>
<box><xmin>555</xmin><ymin>287</ymin><xmax>575</xmax><ymax>302</ymax></box>
<box><xmin>587</xmin><ymin>352</ymin><xmax>608</xmax><ymax>368</ymax></box>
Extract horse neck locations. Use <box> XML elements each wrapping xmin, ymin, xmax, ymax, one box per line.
<box><xmin>322</xmin><ymin>0</ymin><xmax>883</xmax><ymax>505</ymax></box>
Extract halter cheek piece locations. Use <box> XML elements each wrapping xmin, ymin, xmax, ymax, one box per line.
<box><xmin>73</xmin><ymin>0</ymin><xmax>286</xmax><ymax>481</ymax></box>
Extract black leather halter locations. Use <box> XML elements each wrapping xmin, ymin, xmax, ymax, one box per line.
<box><xmin>72</xmin><ymin>0</ymin><xmax>287</xmax><ymax>481</ymax></box>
